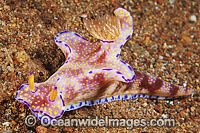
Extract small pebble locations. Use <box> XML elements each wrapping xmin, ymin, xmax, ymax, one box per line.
<box><xmin>189</xmin><ymin>15</ymin><xmax>197</xmax><ymax>22</ymax></box>
<box><xmin>7</xmin><ymin>66</ymin><xmax>11</xmax><ymax>72</ymax></box>
<box><xmin>172</xmin><ymin>52</ymin><xmax>176</xmax><ymax>56</ymax></box>
<box><xmin>36</xmin><ymin>126</ymin><xmax>47</xmax><ymax>133</ymax></box>
<box><xmin>2</xmin><ymin>122</ymin><xmax>10</xmax><ymax>126</ymax></box>
<box><xmin>81</xmin><ymin>14</ymin><xmax>87</xmax><ymax>18</ymax></box>
<box><xmin>142</xmin><ymin>102</ymin><xmax>147</xmax><ymax>107</ymax></box>
<box><xmin>165</xmin><ymin>53</ymin><xmax>170</xmax><ymax>57</ymax></box>
<box><xmin>159</xmin><ymin>55</ymin><xmax>164</xmax><ymax>60</ymax></box>
<box><xmin>183</xmin><ymin>81</ymin><xmax>187</xmax><ymax>87</ymax></box>
<box><xmin>190</xmin><ymin>107</ymin><xmax>195</xmax><ymax>112</ymax></box>
<box><xmin>169</xmin><ymin>0</ymin><xmax>175</xmax><ymax>4</ymax></box>
<box><xmin>163</xmin><ymin>43</ymin><xmax>167</xmax><ymax>48</ymax></box>
<box><xmin>162</xmin><ymin>114</ymin><xmax>168</xmax><ymax>118</ymax></box>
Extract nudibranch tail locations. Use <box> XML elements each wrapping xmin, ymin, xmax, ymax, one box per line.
<box><xmin>129</xmin><ymin>71</ymin><xmax>193</xmax><ymax>98</ymax></box>
<box><xmin>28</xmin><ymin>72</ymin><xmax>35</xmax><ymax>92</ymax></box>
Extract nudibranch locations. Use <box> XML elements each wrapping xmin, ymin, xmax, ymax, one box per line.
<box><xmin>15</xmin><ymin>7</ymin><xmax>193</xmax><ymax>120</ymax></box>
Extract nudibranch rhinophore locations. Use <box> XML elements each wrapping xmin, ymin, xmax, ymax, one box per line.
<box><xmin>15</xmin><ymin>7</ymin><xmax>193</xmax><ymax>120</ymax></box>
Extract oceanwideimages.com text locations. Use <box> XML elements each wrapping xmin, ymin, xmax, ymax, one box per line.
<box><xmin>25</xmin><ymin>115</ymin><xmax>175</xmax><ymax>129</ymax></box>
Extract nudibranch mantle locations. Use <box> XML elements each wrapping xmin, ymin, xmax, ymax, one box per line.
<box><xmin>15</xmin><ymin>7</ymin><xmax>193</xmax><ymax>120</ymax></box>
<box><xmin>15</xmin><ymin>7</ymin><xmax>136</xmax><ymax>119</ymax></box>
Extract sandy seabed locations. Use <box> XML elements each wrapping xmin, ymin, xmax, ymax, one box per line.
<box><xmin>0</xmin><ymin>0</ymin><xmax>199</xmax><ymax>132</ymax></box>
